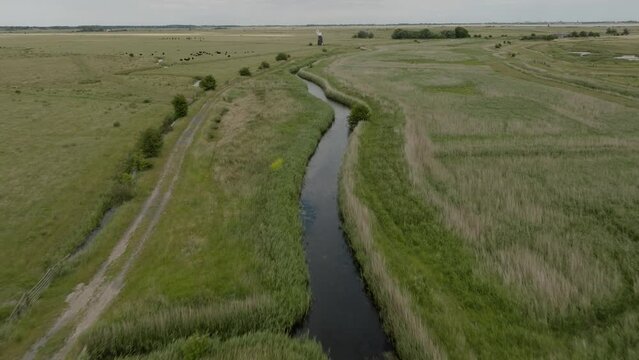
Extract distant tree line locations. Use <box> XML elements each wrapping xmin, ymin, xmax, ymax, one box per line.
<box><xmin>566</xmin><ymin>31</ymin><xmax>600</xmax><ymax>38</ymax></box>
<box><xmin>606</xmin><ymin>27</ymin><xmax>631</xmax><ymax>36</ymax></box>
<box><xmin>392</xmin><ymin>27</ymin><xmax>470</xmax><ymax>40</ymax></box>
<box><xmin>520</xmin><ymin>33</ymin><xmax>558</xmax><ymax>41</ymax></box>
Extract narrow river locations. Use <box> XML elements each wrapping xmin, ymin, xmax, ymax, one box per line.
<box><xmin>297</xmin><ymin>77</ymin><xmax>393</xmax><ymax>359</ymax></box>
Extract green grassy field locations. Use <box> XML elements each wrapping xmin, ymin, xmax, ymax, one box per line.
<box><xmin>2</xmin><ymin>25</ymin><xmax>638</xmax><ymax>359</ymax></box>
<box><xmin>0</xmin><ymin>28</ymin><xmax>343</xmax><ymax>358</ymax></box>
<box><xmin>307</xmin><ymin>31</ymin><xmax>639</xmax><ymax>358</ymax></box>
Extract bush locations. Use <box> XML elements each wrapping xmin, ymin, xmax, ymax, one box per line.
<box><xmin>258</xmin><ymin>61</ymin><xmax>270</xmax><ymax>70</ymax></box>
<box><xmin>275</xmin><ymin>53</ymin><xmax>290</xmax><ymax>61</ymax></box>
<box><xmin>172</xmin><ymin>94</ymin><xmax>188</xmax><ymax>118</ymax></box>
<box><xmin>239</xmin><ymin>67</ymin><xmax>252</xmax><ymax>76</ymax></box>
<box><xmin>199</xmin><ymin>75</ymin><xmax>216</xmax><ymax>91</ymax></box>
<box><xmin>160</xmin><ymin>113</ymin><xmax>176</xmax><ymax>134</ymax></box>
<box><xmin>348</xmin><ymin>104</ymin><xmax>370</xmax><ymax>130</ymax></box>
<box><xmin>137</xmin><ymin>127</ymin><xmax>163</xmax><ymax>158</ymax></box>
<box><xmin>495</xmin><ymin>43</ymin><xmax>502</xmax><ymax>49</ymax></box>
<box><xmin>106</xmin><ymin>174</ymin><xmax>135</xmax><ymax>208</ymax></box>
<box><xmin>622</xmin><ymin>28</ymin><xmax>630</xmax><ymax>35</ymax></box>
<box><xmin>354</xmin><ymin>30</ymin><xmax>374</xmax><ymax>39</ymax></box>
<box><xmin>113</xmin><ymin>121</ymin><xmax>121</xmax><ymax>128</ymax></box>
<box><xmin>454</xmin><ymin>27</ymin><xmax>470</xmax><ymax>38</ymax></box>
<box><xmin>120</xmin><ymin>152</ymin><xmax>152</xmax><ymax>174</ymax></box>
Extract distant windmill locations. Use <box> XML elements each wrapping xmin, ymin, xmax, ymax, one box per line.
<box><xmin>316</xmin><ymin>29</ymin><xmax>324</xmax><ymax>46</ymax></box>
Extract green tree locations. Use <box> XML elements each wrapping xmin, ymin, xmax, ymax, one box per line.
<box><xmin>451</xmin><ymin>27</ymin><xmax>469</xmax><ymax>38</ymax></box>
<box><xmin>172</xmin><ymin>94</ymin><xmax>188</xmax><ymax>118</ymax></box>
<box><xmin>239</xmin><ymin>67</ymin><xmax>252</xmax><ymax>76</ymax></box>
<box><xmin>199</xmin><ymin>75</ymin><xmax>216</xmax><ymax>91</ymax></box>
<box><xmin>137</xmin><ymin>127</ymin><xmax>163</xmax><ymax>158</ymax></box>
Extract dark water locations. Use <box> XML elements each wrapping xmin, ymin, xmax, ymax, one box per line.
<box><xmin>297</xmin><ymin>78</ymin><xmax>393</xmax><ymax>360</ymax></box>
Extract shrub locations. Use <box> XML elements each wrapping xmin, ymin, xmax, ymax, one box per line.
<box><xmin>622</xmin><ymin>28</ymin><xmax>630</xmax><ymax>35</ymax></box>
<box><xmin>275</xmin><ymin>53</ymin><xmax>290</xmax><ymax>61</ymax></box>
<box><xmin>199</xmin><ymin>75</ymin><xmax>216</xmax><ymax>91</ymax></box>
<box><xmin>495</xmin><ymin>43</ymin><xmax>502</xmax><ymax>49</ymax></box>
<box><xmin>106</xmin><ymin>174</ymin><xmax>135</xmax><ymax>207</ymax></box>
<box><xmin>172</xmin><ymin>94</ymin><xmax>188</xmax><ymax>118</ymax></box>
<box><xmin>121</xmin><ymin>152</ymin><xmax>152</xmax><ymax>174</ymax></box>
<box><xmin>137</xmin><ymin>127</ymin><xmax>163</xmax><ymax>158</ymax></box>
<box><xmin>113</xmin><ymin>121</ymin><xmax>121</xmax><ymax>128</ymax></box>
<box><xmin>606</xmin><ymin>27</ymin><xmax>619</xmax><ymax>36</ymax></box>
<box><xmin>308</xmin><ymin>42</ymin><xmax>313</xmax><ymax>46</ymax></box>
<box><xmin>160</xmin><ymin>114</ymin><xmax>176</xmax><ymax>134</ymax></box>
<box><xmin>354</xmin><ymin>30</ymin><xmax>374</xmax><ymax>39</ymax></box>
<box><xmin>348</xmin><ymin>104</ymin><xmax>370</xmax><ymax>130</ymax></box>
<box><xmin>239</xmin><ymin>67</ymin><xmax>252</xmax><ymax>76</ymax></box>
<box><xmin>258</xmin><ymin>61</ymin><xmax>270</xmax><ymax>70</ymax></box>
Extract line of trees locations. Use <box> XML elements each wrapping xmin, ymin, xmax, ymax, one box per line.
<box><xmin>566</xmin><ymin>31</ymin><xmax>600</xmax><ymax>38</ymax></box>
<box><xmin>521</xmin><ymin>33</ymin><xmax>558</xmax><ymax>41</ymax></box>
<box><xmin>392</xmin><ymin>27</ymin><xmax>470</xmax><ymax>40</ymax></box>
<box><xmin>606</xmin><ymin>27</ymin><xmax>631</xmax><ymax>36</ymax></box>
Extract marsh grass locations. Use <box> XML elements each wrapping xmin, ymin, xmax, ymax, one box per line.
<box><xmin>312</xmin><ymin>37</ymin><xmax>639</xmax><ymax>358</ymax></box>
<box><xmin>114</xmin><ymin>332</ymin><xmax>327</xmax><ymax>360</ymax></box>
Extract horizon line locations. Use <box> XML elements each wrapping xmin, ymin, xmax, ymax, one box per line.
<box><xmin>1</xmin><ymin>20</ymin><xmax>638</xmax><ymax>29</ymax></box>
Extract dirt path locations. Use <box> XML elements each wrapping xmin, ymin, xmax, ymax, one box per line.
<box><xmin>23</xmin><ymin>99</ymin><xmax>215</xmax><ymax>360</ymax></box>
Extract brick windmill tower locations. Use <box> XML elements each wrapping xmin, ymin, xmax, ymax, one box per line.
<box><xmin>316</xmin><ymin>29</ymin><xmax>324</xmax><ymax>46</ymax></box>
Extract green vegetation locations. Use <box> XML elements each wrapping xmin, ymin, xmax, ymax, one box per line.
<box><xmin>607</xmin><ymin>27</ymin><xmax>631</xmax><ymax>36</ymax></box>
<box><xmin>353</xmin><ymin>30</ymin><xmax>375</xmax><ymax>39</ymax></box>
<box><xmin>258</xmin><ymin>61</ymin><xmax>270</xmax><ymax>70</ymax></box>
<box><xmin>80</xmin><ymin>70</ymin><xmax>334</xmax><ymax>358</ymax></box>
<box><xmin>0</xmin><ymin>27</ymin><xmax>350</xmax><ymax>359</ymax></box>
<box><xmin>567</xmin><ymin>31</ymin><xmax>600</xmax><ymax>38</ymax></box>
<box><xmin>172</xmin><ymin>94</ymin><xmax>188</xmax><ymax>118</ymax></box>
<box><xmin>4</xmin><ymin>25</ymin><xmax>638</xmax><ymax>359</ymax></box>
<box><xmin>238</xmin><ymin>67</ymin><xmax>252</xmax><ymax>76</ymax></box>
<box><xmin>521</xmin><ymin>33</ymin><xmax>558</xmax><ymax>41</ymax></box>
<box><xmin>199</xmin><ymin>75</ymin><xmax>217</xmax><ymax>91</ymax></box>
<box><xmin>392</xmin><ymin>26</ymin><xmax>471</xmax><ymax>39</ymax></box>
<box><xmin>348</xmin><ymin>104</ymin><xmax>370</xmax><ymax>129</ymax></box>
<box><xmin>275</xmin><ymin>52</ymin><xmax>290</xmax><ymax>61</ymax></box>
<box><xmin>137</xmin><ymin>128</ymin><xmax>164</xmax><ymax>158</ymax></box>
<box><xmin>307</xmin><ymin>33</ymin><xmax>639</xmax><ymax>359</ymax></box>
<box><xmin>114</xmin><ymin>333</ymin><xmax>327</xmax><ymax>360</ymax></box>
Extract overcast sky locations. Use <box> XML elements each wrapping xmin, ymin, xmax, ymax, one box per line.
<box><xmin>1</xmin><ymin>0</ymin><xmax>637</xmax><ymax>26</ymax></box>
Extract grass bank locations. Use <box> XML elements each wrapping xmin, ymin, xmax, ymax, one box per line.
<box><xmin>80</xmin><ymin>68</ymin><xmax>334</xmax><ymax>358</ymax></box>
